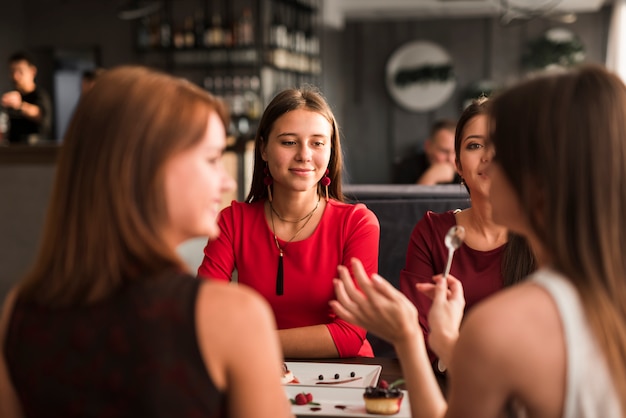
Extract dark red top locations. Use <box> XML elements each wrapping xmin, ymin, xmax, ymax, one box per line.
<box><xmin>5</xmin><ymin>271</ymin><xmax>226</xmax><ymax>418</ymax></box>
<box><xmin>399</xmin><ymin>211</ymin><xmax>505</xmax><ymax>360</ymax></box>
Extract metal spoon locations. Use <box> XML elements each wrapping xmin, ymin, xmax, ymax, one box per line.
<box><xmin>443</xmin><ymin>225</ymin><xmax>465</xmax><ymax>279</ymax></box>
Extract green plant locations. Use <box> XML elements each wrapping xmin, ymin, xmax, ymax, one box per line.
<box><xmin>522</xmin><ymin>34</ymin><xmax>585</xmax><ymax>69</ymax></box>
<box><xmin>394</xmin><ymin>64</ymin><xmax>454</xmax><ymax>87</ymax></box>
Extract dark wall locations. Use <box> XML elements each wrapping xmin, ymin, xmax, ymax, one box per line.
<box><xmin>322</xmin><ymin>9</ymin><xmax>611</xmax><ymax>184</ymax></box>
<box><xmin>0</xmin><ymin>1</ymin><xmax>612</xmax><ymax>181</ymax></box>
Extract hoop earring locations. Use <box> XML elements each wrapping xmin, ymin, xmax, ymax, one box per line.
<box><xmin>321</xmin><ymin>169</ymin><xmax>331</xmax><ymax>202</ymax></box>
<box><xmin>264</xmin><ymin>164</ymin><xmax>273</xmax><ymax>202</ymax></box>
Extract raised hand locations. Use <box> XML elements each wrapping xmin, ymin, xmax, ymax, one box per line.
<box><xmin>419</xmin><ymin>274</ymin><xmax>465</xmax><ymax>366</ymax></box>
<box><xmin>330</xmin><ymin>258</ymin><xmax>423</xmax><ymax>346</ymax></box>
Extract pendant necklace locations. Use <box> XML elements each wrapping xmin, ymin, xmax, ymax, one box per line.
<box><xmin>269</xmin><ymin>198</ymin><xmax>320</xmax><ymax>295</ymax></box>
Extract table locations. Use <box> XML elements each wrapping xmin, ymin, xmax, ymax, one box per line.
<box><xmin>285</xmin><ymin>357</ymin><xmax>404</xmax><ymax>418</ymax></box>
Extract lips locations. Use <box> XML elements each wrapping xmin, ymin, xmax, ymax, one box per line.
<box><xmin>290</xmin><ymin>168</ymin><xmax>315</xmax><ymax>174</ymax></box>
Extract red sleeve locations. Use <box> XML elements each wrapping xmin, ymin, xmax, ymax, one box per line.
<box><xmin>327</xmin><ymin>203</ymin><xmax>380</xmax><ymax>357</ymax></box>
<box><xmin>197</xmin><ymin>203</ymin><xmax>236</xmax><ymax>282</ymax></box>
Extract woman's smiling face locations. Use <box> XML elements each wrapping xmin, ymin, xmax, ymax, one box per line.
<box><xmin>261</xmin><ymin>108</ymin><xmax>332</xmax><ymax>194</ymax></box>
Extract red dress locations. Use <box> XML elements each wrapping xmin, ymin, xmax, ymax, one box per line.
<box><xmin>198</xmin><ymin>199</ymin><xmax>380</xmax><ymax>357</ymax></box>
<box><xmin>399</xmin><ymin>211</ymin><xmax>505</xmax><ymax>359</ymax></box>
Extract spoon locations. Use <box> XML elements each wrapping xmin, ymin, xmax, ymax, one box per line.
<box><xmin>443</xmin><ymin>225</ymin><xmax>466</xmax><ymax>279</ymax></box>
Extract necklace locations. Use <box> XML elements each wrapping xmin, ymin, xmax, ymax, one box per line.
<box><xmin>269</xmin><ymin>198</ymin><xmax>320</xmax><ymax>295</ymax></box>
<box><xmin>270</xmin><ymin>198</ymin><xmax>320</xmax><ymax>223</ymax></box>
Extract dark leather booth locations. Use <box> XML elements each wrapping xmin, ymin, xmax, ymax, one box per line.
<box><xmin>344</xmin><ymin>184</ymin><xmax>471</xmax><ymax>357</ymax></box>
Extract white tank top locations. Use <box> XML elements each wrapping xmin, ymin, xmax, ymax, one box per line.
<box><xmin>531</xmin><ymin>268</ymin><xmax>621</xmax><ymax>418</ymax></box>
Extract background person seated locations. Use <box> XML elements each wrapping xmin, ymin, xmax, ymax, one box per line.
<box><xmin>393</xmin><ymin>119</ymin><xmax>460</xmax><ymax>185</ymax></box>
<box><xmin>1</xmin><ymin>51</ymin><xmax>52</xmax><ymax>143</ymax></box>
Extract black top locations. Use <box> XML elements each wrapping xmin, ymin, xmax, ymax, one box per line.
<box><xmin>5</xmin><ymin>271</ymin><xmax>227</xmax><ymax>417</ymax></box>
<box><xmin>392</xmin><ymin>151</ymin><xmax>461</xmax><ymax>185</ymax></box>
<box><xmin>392</xmin><ymin>151</ymin><xmax>430</xmax><ymax>184</ymax></box>
<box><xmin>6</xmin><ymin>87</ymin><xmax>52</xmax><ymax>143</ymax></box>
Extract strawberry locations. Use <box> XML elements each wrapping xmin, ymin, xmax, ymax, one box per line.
<box><xmin>305</xmin><ymin>393</ymin><xmax>313</xmax><ymax>403</ymax></box>
<box><xmin>295</xmin><ymin>393</ymin><xmax>308</xmax><ymax>405</ymax></box>
<box><xmin>378</xmin><ymin>379</ymin><xmax>389</xmax><ymax>389</ymax></box>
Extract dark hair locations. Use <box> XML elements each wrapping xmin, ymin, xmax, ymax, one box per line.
<box><xmin>245</xmin><ymin>86</ymin><xmax>344</xmax><ymax>203</ymax></box>
<box><xmin>490</xmin><ymin>64</ymin><xmax>626</xmax><ymax>411</ymax></box>
<box><xmin>429</xmin><ymin>119</ymin><xmax>456</xmax><ymax>138</ymax></box>
<box><xmin>82</xmin><ymin>67</ymin><xmax>105</xmax><ymax>82</ymax></box>
<box><xmin>454</xmin><ymin>97</ymin><xmax>488</xmax><ymax>168</ymax></box>
<box><xmin>18</xmin><ymin>66</ymin><xmax>229</xmax><ymax>308</ymax></box>
<box><xmin>455</xmin><ymin>96</ymin><xmax>535</xmax><ymax>286</ymax></box>
<box><xmin>8</xmin><ymin>51</ymin><xmax>36</xmax><ymax>66</ymax></box>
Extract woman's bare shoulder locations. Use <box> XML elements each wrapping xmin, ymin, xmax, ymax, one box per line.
<box><xmin>196</xmin><ymin>280</ymin><xmax>275</xmax><ymax>326</ymax></box>
<box><xmin>450</xmin><ymin>282</ymin><xmax>566</xmax><ymax>416</ymax></box>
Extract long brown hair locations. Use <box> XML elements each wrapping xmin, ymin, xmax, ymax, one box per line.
<box><xmin>490</xmin><ymin>64</ymin><xmax>626</xmax><ymax>413</ymax></box>
<box><xmin>455</xmin><ymin>97</ymin><xmax>536</xmax><ymax>286</ymax></box>
<box><xmin>245</xmin><ymin>86</ymin><xmax>344</xmax><ymax>203</ymax></box>
<box><xmin>18</xmin><ymin>66</ymin><xmax>228</xmax><ymax>307</ymax></box>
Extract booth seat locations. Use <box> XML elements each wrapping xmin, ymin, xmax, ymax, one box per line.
<box><xmin>344</xmin><ymin>184</ymin><xmax>471</xmax><ymax>357</ymax></box>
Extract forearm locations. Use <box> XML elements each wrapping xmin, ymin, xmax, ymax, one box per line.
<box><xmin>17</xmin><ymin>102</ymin><xmax>42</xmax><ymax>123</ymax></box>
<box><xmin>279</xmin><ymin>325</ymin><xmax>339</xmax><ymax>358</ymax></box>
<box><xmin>429</xmin><ymin>328</ymin><xmax>458</xmax><ymax>369</ymax></box>
<box><xmin>394</xmin><ymin>334</ymin><xmax>447</xmax><ymax>418</ymax></box>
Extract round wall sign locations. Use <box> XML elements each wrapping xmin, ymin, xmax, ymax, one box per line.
<box><xmin>386</xmin><ymin>40</ymin><xmax>456</xmax><ymax>112</ymax></box>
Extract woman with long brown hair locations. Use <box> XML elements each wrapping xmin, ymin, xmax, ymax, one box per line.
<box><xmin>198</xmin><ymin>86</ymin><xmax>380</xmax><ymax>358</ymax></box>
<box><xmin>331</xmin><ymin>64</ymin><xmax>624</xmax><ymax>417</ymax></box>
<box><xmin>0</xmin><ymin>66</ymin><xmax>292</xmax><ymax>418</ymax></box>
<box><xmin>400</xmin><ymin>97</ymin><xmax>535</xmax><ymax>372</ymax></box>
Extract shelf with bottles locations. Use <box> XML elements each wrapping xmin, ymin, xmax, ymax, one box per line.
<box><xmin>134</xmin><ymin>0</ymin><xmax>322</xmax><ymax>74</ymax></box>
<box><xmin>264</xmin><ymin>0</ymin><xmax>320</xmax><ymax>76</ymax></box>
<box><xmin>203</xmin><ymin>73</ymin><xmax>264</xmax><ymax>139</ymax></box>
<box><xmin>135</xmin><ymin>0</ymin><xmax>258</xmax><ymax>52</ymax></box>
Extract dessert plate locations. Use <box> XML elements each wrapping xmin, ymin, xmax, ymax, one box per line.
<box><xmin>284</xmin><ymin>362</ymin><xmax>381</xmax><ymax>388</ymax></box>
<box><xmin>285</xmin><ymin>385</ymin><xmax>410</xmax><ymax>417</ymax></box>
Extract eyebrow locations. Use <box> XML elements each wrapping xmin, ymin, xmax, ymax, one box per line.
<box><xmin>275</xmin><ymin>132</ymin><xmax>329</xmax><ymax>139</ymax></box>
<box><xmin>463</xmin><ymin>134</ymin><xmax>485</xmax><ymax>141</ymax></box>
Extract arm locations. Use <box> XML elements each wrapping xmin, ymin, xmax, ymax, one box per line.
<box><xmin>197</xmin><ymin>205</ymin><xmax>235</xmax><ymax>281</ymax></box>
<box><xmin>330</xmin><ymin>205</ymin><xmax>379</xmax><ymax>357</ymax></box>
<box><xmin>280</xmin><ymin>206</ymin><xmax>379</xmax><ymax>358</ymax></box>
<box><xmin>1</xmin><ymin>91</ymin><xmax>43</xmax><ymax>123</ymax></box>
<box><xmin>399</xmin><ymin>217</ymin><xmax>439</xmax><ymax>360</ymax></box>
<box><xmin>330</xmin><ymin>258</ymin><xmax>447</xmax><ymax>418</ymax></box>
<box><xmin>416</xmin><ymin>162</ymin><xmax>457</xmax><ymax>185</ymax></box>
<box><xmin>196</xmin><ymin>282</ymin><xmax>293</xmax><ymax>418</ymax></box>
<box><xmin>0</xmin><ymin>288</ymin><xmax>25</xmax><ymax>418</ymax></box>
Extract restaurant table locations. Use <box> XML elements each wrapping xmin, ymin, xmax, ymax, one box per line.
<box><xmin>285</xmin><ymin>357</ymin><xmax>405</xmax><ymax>418</ymax></box>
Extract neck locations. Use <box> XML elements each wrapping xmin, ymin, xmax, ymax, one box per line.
<box><xmin>270</xmin><ymin>189</ymin><xmax>321</xmax><ymax>220</ymax></box>
<box><xmin>462</xmin><ymin>203</ymin><xmax>508</xmax><ymax>246</ymax></box>
<box><xmin>17</xmin><ymin>82</ymin><xmax>35</xmax><ymax>94</ymax></box>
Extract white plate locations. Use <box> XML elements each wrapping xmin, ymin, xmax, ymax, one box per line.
<box><xmin>285</xmin><ymin>385</ymin><xmax>410</xmax><ymax>417</ymax></box>
<box><xmin>285</xmin><ymin>362</ymin><xmax>382</xmax><ymax>388</ymax></box>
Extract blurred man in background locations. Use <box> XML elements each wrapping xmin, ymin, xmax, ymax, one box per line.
<box><xmin>1</xmin><ymin>51</ymin><xmax>52</xmax><ymax>143</ymax></box>
<box><xmin>393</xmin><ymin>119</ymin><xmax>459</xmax><ymax>185</ymax></box>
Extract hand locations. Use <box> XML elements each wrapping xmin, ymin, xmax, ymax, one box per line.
<box><xmin>418</xmin><ymin>274</ymin><xmax>465</xmax><ymax>366</ymax></box>
<box><xmin>417</xmin><ymin>162</ymin><xmax>457</xmax><ymax>185</ymax></box>
<box><xmin>1</xmin><ymin>91</ymin><xmax>22</xmax><ymax>110</ymax></box>
<box><xmin>330</xmin><ymin>258</ymin><xmax>422</xmax><ymax>346</ymax></box>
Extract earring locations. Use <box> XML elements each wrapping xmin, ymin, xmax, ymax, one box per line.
<box><xmin>321</xmin><ymin>169</ymin><xmax>331</xmax><ymax>202</ymax></box>
<box><xmin>264</xmin><ymin>164</ymin><xmax>273</xmax><ymax>202</ymax></box>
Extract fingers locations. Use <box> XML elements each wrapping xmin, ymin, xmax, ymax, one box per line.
<box><xmin>329</xmin><ymin>281</ymin><xmax>361</xmax><ymax>326</ymax></box>
<box><xmin>446</xmin><ymin>275</ymin><xmax>465</xmax><ymax>304</ymax></box>
<box><xmin>416</xmin><ymin>283</ymin><xmax>436</xmax><ymax>300</ymax></box>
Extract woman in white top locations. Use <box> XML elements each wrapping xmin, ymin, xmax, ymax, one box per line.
<box><xmin>330</xmin><ymin>64</ymin><xmax>625</xmax><ymax>418</ymax></box>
